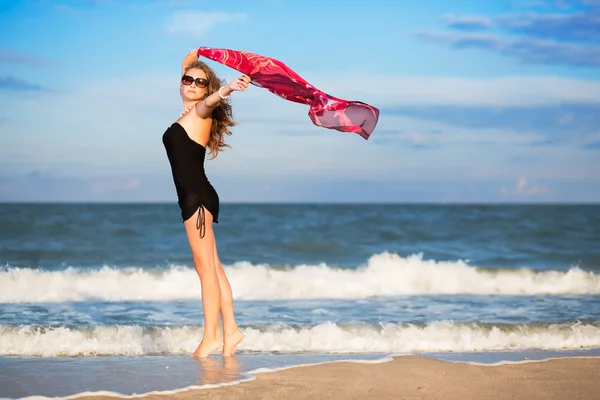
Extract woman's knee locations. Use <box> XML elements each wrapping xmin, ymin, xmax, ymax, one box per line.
<box><xmin>193</xmin><ymin>252</ymin><xmax>215</xmax><ymax>274</ymax></box>
<box><xmin>214</xmin><ymin>254</ymin><xmax>223</xmax><ymax>269</ymax></box>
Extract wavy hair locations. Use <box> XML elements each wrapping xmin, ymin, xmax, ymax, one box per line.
<box><xmin>183</xmin><ymin>61</ymin><xmax>236</xmax><ymax>159</ymax></box>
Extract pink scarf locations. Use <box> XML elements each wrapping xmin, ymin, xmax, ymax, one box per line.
<box><xmin>197</xmin><ymin>47</ymin><xmax>379</xmax><ymax>140</ymax></box>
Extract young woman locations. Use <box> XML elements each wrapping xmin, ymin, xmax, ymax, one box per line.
<box><xmin>162</xmin><ymin>49</ymin><xmax>251</xmax><ymax>358</ymax></box>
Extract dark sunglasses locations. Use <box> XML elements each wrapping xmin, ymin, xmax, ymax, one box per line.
<box><xmin>181</xmin><ymin>75</ymin><xmax>209</xmax><ymax>88</ymax></box>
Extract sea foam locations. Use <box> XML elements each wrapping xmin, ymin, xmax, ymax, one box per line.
<box><xmin>1</xmin><ymin>252</ymin><xmax>599</xmax><ymax>303</ymax></box>
<box><xmin>1</xmin><ymin>321</ymin><xmax>598</xmax><ymax>357</ymax></box>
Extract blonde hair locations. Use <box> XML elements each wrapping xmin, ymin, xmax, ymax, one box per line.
<box><xmin>183</xmin><ymin>61</ymin><xmax>236</xmax><ymax>159</ymax></box>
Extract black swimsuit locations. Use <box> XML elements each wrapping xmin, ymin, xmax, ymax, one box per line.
<box><xmin>162</xmin><ymin>122</ymin><xmax>219</xmax><ymax>238</ymax></box>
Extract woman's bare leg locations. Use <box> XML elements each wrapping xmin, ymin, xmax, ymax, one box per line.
<box><xmin>212</xmin><ymin>240</ymin><xmax>244</xmax><ymax>356</ymax></box>
<box><xmin>184</xmin><ymin>207</ymin><xmax>222</xmax><ymax>358</ymax></box>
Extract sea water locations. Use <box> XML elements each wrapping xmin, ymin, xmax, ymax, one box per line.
<box><xmin>1</xmin><ymin>203</ymin><xmax>599</xmax><ymax>398</ymax></box>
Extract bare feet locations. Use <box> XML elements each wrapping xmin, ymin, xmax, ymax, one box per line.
<box><xmin>192</xmin><ymin>337</ymin><xmax>223</xmax><ymax>358</ymax></box>
<box><xmin>223</xmin><ymin>329</ymin><xmax>244</xmax><ymax>357</ymax></box>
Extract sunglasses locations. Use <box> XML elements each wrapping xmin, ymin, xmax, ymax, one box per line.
<box><xmin>181</xmin><ymin>75</ymin><xmax>209</xmax><ymax>88</ymax></box>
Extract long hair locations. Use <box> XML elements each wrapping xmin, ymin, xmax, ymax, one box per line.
<box><xmin>183</xmin><ymin>61</ymin><xmax>236</xmax><ymax>159</ymax></box>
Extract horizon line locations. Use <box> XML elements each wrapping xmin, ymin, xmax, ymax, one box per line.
<box><xmin>1</xmin><ymin>201</ymin><xmax>599</xmax><ymax>206</ymax></box>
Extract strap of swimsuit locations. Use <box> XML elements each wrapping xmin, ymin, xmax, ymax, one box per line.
<box><xmin>196</xmin><ymin>206</ymin><xmax>206</xmax><ymax>239</ymax></box>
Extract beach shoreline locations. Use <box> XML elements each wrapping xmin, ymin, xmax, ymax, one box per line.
<box><xmin>26</xmin><ymin>353</ymin><xmax>599</xmax><ymax>400</ymax></box>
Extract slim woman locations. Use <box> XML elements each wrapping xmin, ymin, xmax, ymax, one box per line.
<box><xmin>162</xmin><ymin>49</ymin><xmax>250</xmax><ymax>358</ymax></box>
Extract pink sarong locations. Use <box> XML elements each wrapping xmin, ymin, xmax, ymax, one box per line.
<box><xmin>197</xmin><ymin>47</ymin><xmax>379</xmax><ymax>140</ymax></box>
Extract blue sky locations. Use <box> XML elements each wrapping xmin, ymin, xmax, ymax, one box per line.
<box><xmin>1</xmin><ymin>0</ymin><xmax>599</xmax><ymax>203</ymax></box>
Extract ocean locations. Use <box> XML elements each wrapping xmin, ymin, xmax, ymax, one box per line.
<box><xmin>1</xmin><ymin>203</ymin><xmax>599</xmax><ymax>398</ymax></box>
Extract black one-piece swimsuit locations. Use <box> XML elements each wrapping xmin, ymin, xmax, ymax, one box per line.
<box><xmin>162</xmin><ymin>122</ymin><xmax>219</xmax><ymax>238</ymax></box>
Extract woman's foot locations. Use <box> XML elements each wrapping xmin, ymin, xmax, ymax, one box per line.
<box><xmin>192</xmin><ymin>337</ymin><xmax>223</xmax><ymax>358</ymax></box>
<box><xmin>223</xmin><ymin>329</ymin><xmax>244</xmax><ymax>357</ymax></box>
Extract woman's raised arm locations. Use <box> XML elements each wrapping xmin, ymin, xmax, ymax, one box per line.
<box><xmin>181</xmin><ymin>48</ymin><xmax>199</xmax><ymax>77</ymax></box>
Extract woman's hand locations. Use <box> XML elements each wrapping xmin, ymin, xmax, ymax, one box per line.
<box><xmin>228</xmin><ymin>75</ymin><xmax>251</xmax><ymax>92</ymax></box>
<box><xmin>197</xmin><ymin>74</ymin><xmax>252</xmax><ymax>117</ymax></box>
<box><xmin>181</xmin><ymin>48</ymin><xmax>200</xmax><ymax>76</ymax></box>
<box><xmin>183</xmin><ymin>48</ymin><xmax>200</xmax><ymax>64</ymax></box>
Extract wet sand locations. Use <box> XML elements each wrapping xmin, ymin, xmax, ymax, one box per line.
<box><xmin>75</xmin><ymin>354</ymin><xmax>600</xmax><ymax>400</ymax></box>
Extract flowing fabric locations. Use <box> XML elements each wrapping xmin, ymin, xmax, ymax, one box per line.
<box><xmin>196</xmin><ymin>47</ymin><xmax>379</xmax><ymax>140</ymax></box>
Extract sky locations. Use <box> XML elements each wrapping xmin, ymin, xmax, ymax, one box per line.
<box><xmin>1</xmin><ymin>0</ymin><xmax>599</xmax><ymax>203</ymax></box>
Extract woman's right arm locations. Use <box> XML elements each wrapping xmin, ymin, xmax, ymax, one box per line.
<box><xmin>195</xmin><ymin>75</ymin><xmax>251</xmax><ymax>119</ymax></box>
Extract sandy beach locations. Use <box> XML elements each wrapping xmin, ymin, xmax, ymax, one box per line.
<box><xmin>73</xmin><ymin>355</ymin><xmax>600</xmax><ymax>400</ymax></box>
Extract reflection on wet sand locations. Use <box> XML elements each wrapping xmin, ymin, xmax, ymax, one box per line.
<box><xmin>195</xmin><ymin>356</ymin><xmax>243</xmax><ymax>386</ymax></box>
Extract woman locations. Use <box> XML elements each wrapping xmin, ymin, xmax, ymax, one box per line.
<box><xmin>162</xmin><ymin>49</ymin><xmax>251</xmax><ymax>358</ymax></box>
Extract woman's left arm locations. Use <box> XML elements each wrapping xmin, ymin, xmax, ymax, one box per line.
<box><xmin>181</xmin><ymin>49</ymin><xmax>199</xmax><ymax>77</ymax></box>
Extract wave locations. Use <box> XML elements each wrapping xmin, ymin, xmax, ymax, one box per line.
<box><xmin>1</xmin><ymin>252</ymin><xmax>599</xmax><ymax>303</ymax></box>
<box><xmin>1</xmin><ymin>321</ymin><xmax>599</xmax><ymax>357</ymax></box>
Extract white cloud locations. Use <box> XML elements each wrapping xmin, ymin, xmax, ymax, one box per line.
<box><xmin>380</xmin><ymin>131</ymin><xmax>452</xmax><ymax>146</ymax></box>
<box><xmin>2</xmin><ymin>70</ymin><xmax>600</xmax><ymax>189</ymax></box>
<box><xmin>440</xmin><ymin>14</ymin><xmax>494</xmax><ymax>29</ymax></box>
<box><xmin>517</xmin><ymin>177</ymin><xmax>528</xmax><ymax>193</ymax></box>
<box><xmin>315</xmin><ymin>74</ymin><xmax>600</xmax><ymax>107</ymax></box>
<box><xmin>165</xmin><ymin>12</ymin><xmax>246</xmax><ymax>38</ymax></box>
<box><xmin>501</xmin><ymin>177</ymin><xmax>553</xmax><ymax>197</ymax></box>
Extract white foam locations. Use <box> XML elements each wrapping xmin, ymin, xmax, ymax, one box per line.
<box><xmin>1</xmin><ymin>321</ymin><xmax>599</xmax><ymax>357</ymax></box>
<box><xmin>1</xmin><ymin>252</ymin><xmax>599</xmax><ymax>303</ymax></box>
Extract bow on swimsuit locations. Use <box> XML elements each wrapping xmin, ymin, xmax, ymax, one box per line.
<box><xmin>162</xmin><ymin>122</ymin><xmax>219</xmax><ymax>238</ymax></box>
